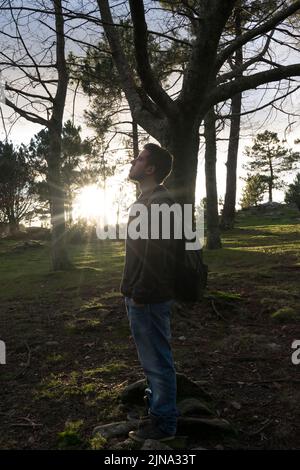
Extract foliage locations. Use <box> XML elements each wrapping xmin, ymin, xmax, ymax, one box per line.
<box><xmin>69</xmin><ymin>21</ymin><xmax>188</xmax><ymax>144</ymax></box>
<box><xmin>57</xmin><ymin>420</ymin><xmax>84</xmax><ymax>449</ymax></box>
<box><xmin>240</xmin><ymin>173</ymin><xmax>268</xmax><ymax>208</ymax></box>
<box><xmin>29</xmin><ymin>121</ymin><xmax>93</xmax><ymax>224</ymax></box>
<box><xmin>244</xmin><ymin>131</ymin><xmax>300</xmax><ymax>202</ymax></box>
<box><xmin>285</xmin><ymin>172</ymin><xmax>300</xmax><ymax>211</ymax></box>
<box><xmin>0</xmin><ymin>140</ymin><xmax>38</xmax><ymax>231</ymax></box>
<box><xmin>89</xmin><ymin>434</ymin><xmax>107</xmax><ymax>450</ymax></box>
<box><xmin>66</xmin><ymin>219</ymin><xmax>97</xmax><ymax>243</ymax></box>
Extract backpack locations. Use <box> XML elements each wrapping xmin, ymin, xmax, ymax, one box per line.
<box><xmin>142</xmin><ymin>185</ymin><xmax>208</xmax><ymax>301</ymax></box>
<box><xmin>174</xmin><ymin>237</ymin><xmax>208</xmax><ymax>302</ymax></box>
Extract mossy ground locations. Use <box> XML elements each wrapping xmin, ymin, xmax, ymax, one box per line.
<box><xmin>0</xmin><ymin>206</ymin><xmax>299</xmax><ymax>449</ymax></box>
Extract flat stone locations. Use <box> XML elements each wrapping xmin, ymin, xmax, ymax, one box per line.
<box><xmin>112</xmin><ymin>438</ymin><xmax>141</xmax><ymax>450</ymax></box>
<box><xmin>141</xmin><ymin>439</ymin><xmax>173</xmax><ymax>450</ymax></box>
<box><xmin>177</xmin><ymin>417</ymin><xmax>234</xmax><ymax>437</ymax></box>
<box><xmin>178</xmin><ymin>398</ymin><xmax>214</xmax><ymax>417</ymax></box>
<box><xmin>176</xmin><ymin>373</ymin><xmax>211</xmax><ymax>402</ymax></box>
<box><xmin>119</xmin><ymin>373</ymin><xmax>212</xmax><ymax>406</ymax></box>
<box><xmin>93</xmin><ymin>420</ymin><xmax>138</xmax><ymax>439</ymax></box>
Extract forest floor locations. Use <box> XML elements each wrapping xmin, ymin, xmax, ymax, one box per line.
<box><xmin>0</xmin><ymin>205</ymin><xmax>300</xmax><ymax>450</ymax></box>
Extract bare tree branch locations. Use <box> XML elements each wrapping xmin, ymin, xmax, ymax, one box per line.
<box><xmin>209</xmin><ymin>63</ymin><xmax>300</xmax><ymax>110</ymax></box>
<box><xmin>177</xmin><ymin>0</ymin><xmax>237</xmax><ymax>115</ymax></box>
<box><xmin>97</xmin><ymin>0</ymin><xmax>165</xmax><ymax>140</ymax></box>
<box><xmin>216</xmin><ymin>0</ymin><xmax>300</xmax><ymax>72</ymax></box>
<box><xmin>4</xmin><ymin>96</ymin><xmax>48</xmax><ymax>126</ymax></box>
<box><xmin>217</xmin><ymin>32</ymin><xmax>274</xmax><ymax>85</ymax></box>
<box><xmin>128</xmin><ymin>0</ymin><xmax>178</xmax><ymax>119</ymax></box>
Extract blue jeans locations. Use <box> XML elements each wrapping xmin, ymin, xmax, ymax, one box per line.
<box><xmin>125</xmin><ymin>297</ymin><xmax>179</xmax><ymax>435</ymax></box>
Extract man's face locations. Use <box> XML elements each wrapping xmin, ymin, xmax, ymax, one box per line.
<box><xmin>128</xmin><ymin>149</ymin><xmax>154</xmax><ymax>182</ymax></box>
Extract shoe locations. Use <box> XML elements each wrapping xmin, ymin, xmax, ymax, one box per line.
<box><xmin>128</xmin><ymin>421</ymin><xmax>175</xmax><ymax>443</ymax></box>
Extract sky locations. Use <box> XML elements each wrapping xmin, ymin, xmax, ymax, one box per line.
<box><xmin>1</xmin><ymin>80</ymin><xmax>298</xmax><ymax>212</ymax></box>
<box><xmin>0</xmin><ymin>1</ymin><xmax>300</xmax><ymax>220</ymax></box>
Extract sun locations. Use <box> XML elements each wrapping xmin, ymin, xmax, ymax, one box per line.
<box><xmin>73</xmin><ymin>185</ymin><xmax>115</xmax><ymax>224</ymax></box>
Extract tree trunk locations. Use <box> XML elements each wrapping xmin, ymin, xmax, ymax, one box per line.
<box><xmin>268</xmin><ymin>181</ymin><xmax>273</xmax><ymax>203</ymax></box>
<box><xmin>47</xmin><ymin>125</ymin><xmax>71</xmax><ymax>270</ymax></box>
<box><xmin>47</xmin><ymin>0</ymin><xmax>70</xmax><ymax>271</ymax></box>
<box><xmin>269</xmin><ymin>160</ymin><xmax>273</xmax><ymax>202</ymax></box>
<box><xmin>132</xmin><ymin>120</ymin><xmax>140</xmax><ymax>199</ymax></box>
<box><xmin>164</xmin><ymin>122</ymin><xmax>199</xmax><ymax>212</ymax></box>
<box><xmin>7</xmin><ymin>212</ymin><xmax>19</xmax><ymax>236</ymax></box>
<box><xmin>220</xmin><ymin>91</ymin><xmax>242</xmax><ymax>229</ymax></box>
<box><xmin>204</xmin><ymin>108</ymin><xmax>222</xmax><ymax>249</ymax></box>
<box><xmin>220</xmin><ymin>6</ymin><xmax>243</xmax><ymax>230</ymax></box>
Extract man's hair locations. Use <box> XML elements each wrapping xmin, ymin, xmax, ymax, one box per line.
<box><xmin>143</xmin><ymin>143</ymin><xmax>173</xmax><ymax>183</ymax></box>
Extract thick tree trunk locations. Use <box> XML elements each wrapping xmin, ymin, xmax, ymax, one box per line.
<box><xmin>47</xmin><ymin>125</ymin><xmax>71</xmax><ymax>270</ymax></box>
<box><xmin>204</xmin><ymin>108</ymin><xmax>222</xmax><ymax>249</ymax></box>
<box><xmin>164</xmin><ymin>122</ymin><xmax>199</xmax><ymax>211</ymax></box>
<box><xmin>220</xmin><ymin>91</ymin><xmax>242</xmax><ymax>230</ymax></box>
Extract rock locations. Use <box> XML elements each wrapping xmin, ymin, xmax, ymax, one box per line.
<box><xmin>93</xmin><ymin>420</ymin><xmax>138</xmax><ymax>439</ymax></box>
<box><xmin>141</xmin><ymin>440</ymin><xmax>173</xmax><ymax>450</ymax></box>
<box><xmin>191</xmin><ymin>446</ymin><xmax>207</xmax><ymax>450</ymax></box>
<box><xmin>126</xmin><ymin>405</ymin><xmax>151</xmax><ymax>422</ymax></box>
<box><xmin>177</xmin><ymin>398</ymin><xmax>214</xmax><ymax>417</ymax></box>
<box><xmin>167</xmin><ymin>436</ymin><xmax>189</xmax><ymax>449</ymax></box>
<box><xmin>230</xmin><ymin>401</ymin><xmax>242</xmax><ymax>410</ymax></box>
<box><xmin>119</xmin><ymin>379</ymin><xmax>148</xmax><ymax>406</ymax></box>
<box><xmin>176</xmin><ymin>373</ymin><xmax>211</xmax><ymax>402</ymax></box>
<box><xmin>112</xmin><ymin>438</ymin><xmax>141</xmax><ymax>450</ymax></box>
<box><xmin>177</xmin><ymin>417</ymin><xmax>234</xmax><ymax>437</ymax></box>
<box><xmin>119</xmin><ymin>373</ymin><xmax>211</xmax><ymax>406</ymax></box>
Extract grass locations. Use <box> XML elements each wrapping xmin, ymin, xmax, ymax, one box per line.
<box><xmin>0</xmin><ymin>239</ymin><xmax>124</xmax><ymax>302</ymax></box>
<box><xmin>0</xmin><ymin>204</ymin><xmax>299</xmax><ymax>450</ymax></box>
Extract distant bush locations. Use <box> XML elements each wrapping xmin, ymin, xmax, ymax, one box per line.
<box><xmin>67</xmin><ymin>220</ymin><xmax>97</xmax><ymax>243</ymax></box>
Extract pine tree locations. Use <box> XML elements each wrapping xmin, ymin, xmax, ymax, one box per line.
<box><xmin>240</xmin><ymin>174</ymin><xmax>267</xmax><ymax>209</ymax></box>
<box><xmin>285</xmin><ymin>173</ymin><xmax>300</xmax><ymax>211</ymax></box>
<box><xmin>244</xmin><ymin>131</ymin><xmax>299</xmax><ymax>203</ymax></box>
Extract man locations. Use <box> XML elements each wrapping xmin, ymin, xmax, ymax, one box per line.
<box><xmin>121</xmin><ymin>143</ymin><xmax>180</xmax><ymax>442</ymax></box>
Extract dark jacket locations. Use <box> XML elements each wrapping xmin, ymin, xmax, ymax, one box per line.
<box><xmin>120</xmin><ymin>185</ymin><xmax>177</xmax><ymax>303</ymax></box>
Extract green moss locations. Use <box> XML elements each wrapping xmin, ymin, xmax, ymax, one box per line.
<box><xmin>100</xmin><ymin>289</ymin><xmax>122</xmax><ymax>300</ymax></box>
<box><xmin>207</xmin><ymin>290</ymin><xmax>242</xmax><ymax>301</ymax></box>
<box><xmin>65</xmin><ymin>318</ymin><xmax>102</xmax><ymax>334</ymax></box>
<box><xmin>271</xmin><ymin>307</ymin><xmax>299</xmax><ymax>322</ymax></box>
<box><xmin>57</xmin><ymin>420</ymin><xmax>85</xmax><ymax>450</ymax></box>
<box><xmin>46</xmin><ymin>353</ymin><xmax>65</xmax><ymax>364</ymax></box>
<box><xmin>89</xmin><ymin>434</ymin><xmax>107</xmax><ymax>450</ymax></box>
<box><xmin>84</xmin><ymin>362</ymin><xmax>127</xmax><ymax>377</ymax></box>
